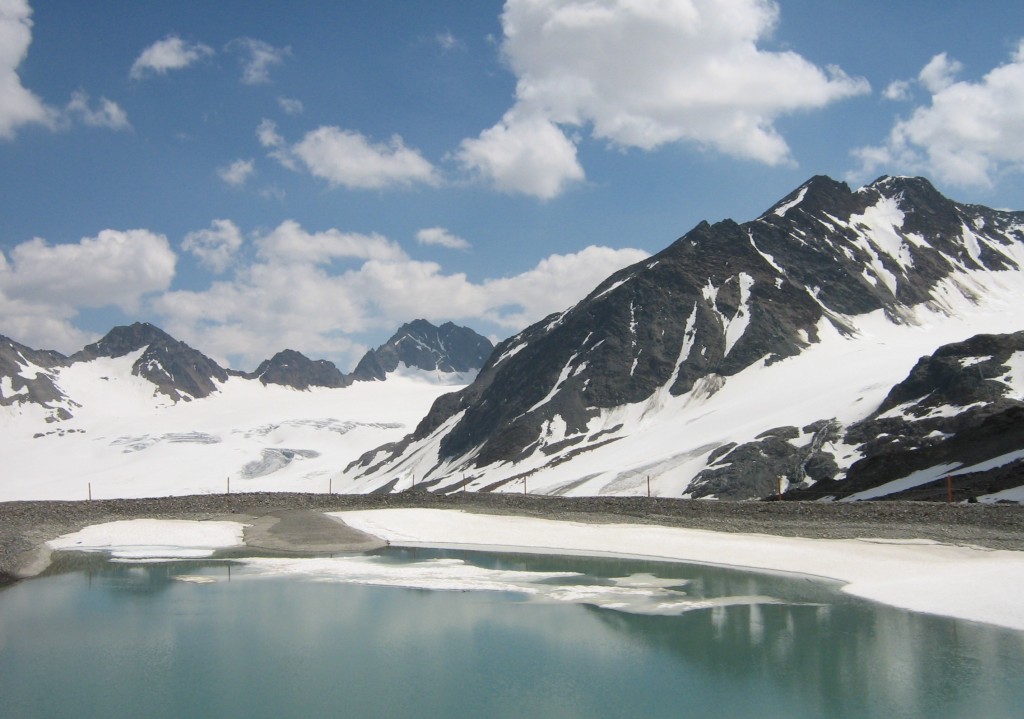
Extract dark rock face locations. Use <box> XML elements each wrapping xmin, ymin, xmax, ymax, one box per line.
<box><xmin>248</xmin><ymin>350</ymin><xmax>351</xmax><ymax>390</ymax></box>
<box><xmin>794</xmin><ymin>331</ymin><xmax>1024</xmax><ymax>501</ymax></box>
<box><xmin>0</xmin><ymin>335</ymin><xmax>70</xmax><ymax>418</ymax></box>
<box><xmin>72</xmin><ymin>322</ymin><xmax>228</xmax><ymax>401</ymax></box>
<box><xmin>690</xmin><ymin>421</ymin><xmax>843</xmax><ymax>500</ymax></box>
<box><xmin>350</xmin><ymin>175</ymin><xmax>1024</xmax><ymax>500</ymax></box>
<box><xmin>349</xmin><ymin>320</ymin><xmax>494</xmax><ymax>382</ymax></box>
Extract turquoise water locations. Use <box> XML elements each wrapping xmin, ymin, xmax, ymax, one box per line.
<box><xmin>2</xmin><ymin>548</ymin><xmax>1023</xmax><ymax>718</ymax></box>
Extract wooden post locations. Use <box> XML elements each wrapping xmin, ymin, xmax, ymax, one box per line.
<box><xmin>329</xmin><ymin>476</ymin><xmax>332</xmax><ymax>494</ymax></box>
<box><xmin>88</xmin><ymin>482</ymin><xmax>92</xmax><ymax>501</ymax></box>
<box><xmin>776</xmin><ymin>475</ymin><xmax>782</xmax><ymax>500</ymax></box>
<box><xmin>947</xmin><ymin>476</ymin><xmax>953</xmax><ymax>504</ymax></box>
<box><xmin>524</xmin><ymin>477</ymin><xmax>527</xmax><ymax>495</ymax></box>
<box><xmin>647</xmin><ymin>475</ymin><xmax>651</xmax><ymax>498</ymax></box>
<box><xmin>227</xmin><ymin>476</ymin><xmax>230</xmax><ymax>495</ymax></box>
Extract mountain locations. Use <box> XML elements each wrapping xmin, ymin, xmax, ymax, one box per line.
<box><xmin>0</xmin><ymin>335</ymin><xmax>71</xmax><ymax>422</ymax></box>
<box><xmin>71</xmin><ymin>322</ymin><xmax>229</xmax><ymax>402</ymax></box>
<box><xmin>247</xmin><ymin>350</ymin><xmax>352</xmax><ymax>390</ymax></box>
<box><xmin>0</xmin><ymin>319</ymin><xmax>490</xmax><ymax>501</ymax></box>
<box><xmin>346</xmin><ymin>175</ymin><xmax>1024</xmax><ymax>502</ymax></box>
<box><xmin>246</xmin><ymin>320</ymin><xmax>492</xmax><ymax>389</ymax></box>
<box><xmin>349</xmin><ymin>320</ymin><xmax>494</xmax><ymax>383</ymax></box>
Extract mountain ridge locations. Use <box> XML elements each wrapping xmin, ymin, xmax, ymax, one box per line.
<box><xmin>347</xmin><ymin>174</ymin><xmax>1024</xmax><ymax>502</ymax></box>
<box><xmin>0</xmin><ymin>319</ymin><xmax>493</xmax><ymax>418</ymax></box>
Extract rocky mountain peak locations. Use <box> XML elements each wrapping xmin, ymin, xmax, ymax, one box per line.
<box><xmin>348</xmin><ymin>174</ymin><xmax>1024</xmax><ymax>499</ymax></box>
<box><xmin>349</xmin><ymin>319</ymin><xmax>493</xmax><ymax>382</ymax></box>
<box><xmin>0</xmin><ymin>335</ymin><xmax>70</xmax><ymax>419</ymax></box>
<box><xmin>72</xmin><ymin>323</ymin><xmax>227</xmax><ymax>402</ymax></box>
<box><xmin>71</xmin><ymin>322</ymin><xmax>175</xmax><ymax>361</ymax></box>
<box><xmin>249</xmin><ymin>349</ymin><xmax>351</xmax><ymax>390</ymax></box>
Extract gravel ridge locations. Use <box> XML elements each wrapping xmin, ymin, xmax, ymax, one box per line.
<box><xmin>2</xmin><ymin>492</ymin><xmax>1023</xmax><ymax>585</ymax></box>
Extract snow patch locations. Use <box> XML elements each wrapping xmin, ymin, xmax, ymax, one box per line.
<box><xmin>772</xmin><ymin>186</ymin><xmax>808</xmax><ymax>217</ymax></box>
<box><xmin>48</xmin><ymin>519</ymin><xmax>246</xmax><ymax>559</ymax></box>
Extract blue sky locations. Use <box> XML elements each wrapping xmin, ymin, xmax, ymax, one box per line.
<box><xmin>2</xmin><ymin>0</ymin><xmax>1023</xmax><ymax>370</ymax></box>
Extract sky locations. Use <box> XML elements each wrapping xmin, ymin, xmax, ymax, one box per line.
<box><xmin>2</xmin><ymin>0</ymin><xmax>1023</xmax><ymax>371</ymax></box>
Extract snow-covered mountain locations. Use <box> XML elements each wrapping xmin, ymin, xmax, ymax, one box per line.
<box><xmin>346</xmin><ymin>175</ymin><xmax>1024</xmax><ymax>502</ymax></box>
<box><xmin>349</xmin><ymin>320</ymin><xmax>495</xmax><ymax>384</ymax></box>
<box><xmin>0</xmin><ymin>320</ymin><xmax>491</xmax><ymax>500</ymax></box>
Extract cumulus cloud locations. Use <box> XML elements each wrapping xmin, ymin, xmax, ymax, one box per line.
<box><xmin>1</xmin><ymin>229</ymin><xmax>175</xmax><ymax>308</ymax></box>
<box><xmin>218</xmin><ymin>158</ymin><xmax>255</xmax><ymax>186</ymax></box>
<box><xmin>64</xmin><ymin>90</ymin><xmax>130</xmax><ymax>130</ymax></box>
<box><xmin>182</xmin><ymin>219</ymin><xmax>243</xmax><ymax>273</ymax></box>
<box><xmin>255</xmin><ymin>220</ymin><xmax>408</xmax><ymax>264</ymax></box>
<box><xmin>852</xmin><ymin>41</ymin><xmax>1024</xmax><ymax>188</ymax></box>
<box><xmin>458</xmin><ymin>0</ymin><xmax>868</xmax><ymax>198</ymax></box>
<box><xmin>0</xmin><ymin>0</ymin><xmax>55</xmax><ymax>139</ymax></box>
<box><xmin>228</xmin><ymin>37</ymin><xmax>290</xmax><ymax>85</ymax></box>
<box><xmin>0</xmin><ymin>228</ymin><xmax>176</xmax><ymax>351</ymax></box>
<box><xmin>416</xmin><ymin>227</ymin><xmax>471</xmax><ymax>251</ymax></box>
<box><xmin>918</xmin><ymin>52</ymin><xmax>964</xmax><ymax>94</ymax></box>
<box><xmin>262</xmin><ymin>122</ymin><xmax>439</xmax><ymax>190</ymax></box>
<box><xmin>130</xmin><ymin>35</ymin><xmax>214</xmax><ymax>79</ymax></box>
<box><xmin>154</xmin><ymin>220</ymin><xmax>646</xmax><ymax>368</ymax></box>
<box><xmin>457</xmin><ymin>113</ymin><xmax>584</xmax><ymax>200</ymax></box>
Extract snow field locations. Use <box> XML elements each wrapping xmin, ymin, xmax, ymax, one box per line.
<box><xmin>1</xmin><ymin>357</ymin><xmax>464</xmax><ymax>501</ymax></box>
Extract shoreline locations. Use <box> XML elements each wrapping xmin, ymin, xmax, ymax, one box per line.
<box><xmin>3</xmin><ymin>492</ymin><xmax>1023</xmax><ymax>585</ymax></box>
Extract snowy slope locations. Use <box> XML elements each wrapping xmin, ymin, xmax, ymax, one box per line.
<box><xmin>345</xmin><ymin>176</ymin><xmax>1024</xmax><ymax>501</ymax></box>
<box><xmin>1</xmin><ymin>351</ymin><xmax>465</xmax><ymax>501</ymax></box>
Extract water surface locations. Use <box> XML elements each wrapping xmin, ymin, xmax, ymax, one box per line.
<box><xmin>1</xmin><ymin>548</ymin><xmax>1022</xmax><ymax>718</ymax></box>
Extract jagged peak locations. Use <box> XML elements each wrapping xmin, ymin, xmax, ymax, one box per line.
<box><xmin>71</xmin><ymin>322</ymin><xmax>178</xmax><ymax>361</ymax></box>
<box><xmin>761</xmin><ymin>175</ymin><xmax>852</xmax><ymax>219</ymax></box>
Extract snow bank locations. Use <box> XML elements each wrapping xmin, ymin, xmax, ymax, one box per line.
<box><xmin>338</xmin><ymin>508</ymin><xmax>1024</xmax><ymax>632</ymax></box>
<box><xmin>47</xmin><ymin>519</ymin><xmax>247</xmax><ymax>559</ymax></box>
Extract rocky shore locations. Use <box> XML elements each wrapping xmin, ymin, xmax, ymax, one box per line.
<box><xmin>2</xmin><ymin>491</ymin><xmax>1023</xmax><ymax>585</ymax></box>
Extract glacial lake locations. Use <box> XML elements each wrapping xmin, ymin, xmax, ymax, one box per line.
<box><xmin>2</xmin><ymin>548</ymin><xmax>1023</xmax><ymax>719</ymax></box>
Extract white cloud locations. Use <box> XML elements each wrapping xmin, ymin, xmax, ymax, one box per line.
<box><xmin>918</xmin><ymin>52</ymin><xmax>963</xmax><ymax>94</ymax></box>
<box><xmin>0</xmin><ymin>0</ymin><xmax>55</xmax><ymax>139</ymax></box>
<box><xmin>130</xmin><ymin>35</ymin><xmax>214</xmax><ymax>80</ymax></box>
<box><xmin>64</xmin><ymin>90</ymin><xmax>130</xmax><ymax>130</ymax></box>
<box><xmin>1</xmin><ymin>229</ymin><xmax>175</xmax><ymax>309</ymax></box>
<box><xmin>457</xmin><ymin>112</ymin><xmax>584</xmax><ymax>199</ymax></box>
<box><xmin>229</xmin><ymin>37</ymin><xmax>290</xmax><ymax>85</ymax></box>
<box><xmin>459</xmin><ymin>0</ymin><xmax>868</xmax><ymax>198</ymax></box>
<box><xmin>0</xmin><ymin>228</ymin><xmax>176</xmax><ymax>352</ymax></box>
<box><xmin>256</xmin><ymin>220</ymin><xmax>408</xmax><ymax>264</ymax></box>
<box><xmin>256</xmin><ymin>118</ymin><xmax>295</xmax><ymax>169</ymax></box>
<box><xmin>882</xmin><ymin>80</ymin><xmax>911</xmax><ymax>102</ymax></box>
<box><xmin>416</xmin><ymin>227</ymin><xmax>471</xmax><ymax>251</ymax></box>
<box><xmin>277</xmin><ymin>96</ymin><xmax>304</xmax><ymax>115</ymax></box>
<box><xmin>266</xmin><ymin>124</ymin><xmax>439</xmax><ymax>190</ymax></box>
<box><xmin>182</xmin><ymin>219</ymin><xmax>243</xmax><ymax>273</ymax></box>
<box><xmin>852</xmin><ymin>41</ymin><xmax>1024</xmax><ymax>188</ymax></box>
<box><xmin>154</xmin><ymin>220</ymin><xmax>646</xmax><ymax>368</ymax></box>
<box><xmin>218</xmin><ymin>158</ymin><xmax>255</xmax><ymax>187</ymax></box>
